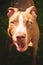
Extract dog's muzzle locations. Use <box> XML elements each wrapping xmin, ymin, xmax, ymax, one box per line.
<box><xmin>13</xmin><ymin>33</ymin><xmax>31</xmax><ymax>52</ymax></box>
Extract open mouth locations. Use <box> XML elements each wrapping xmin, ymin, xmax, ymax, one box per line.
<box><xmin>13</xmin><ymin>40</ymin><xmax>26</xmax><ymax>49</ymax></box>
<box><xmin>13</xmin><ymin>39</ymin><xmax>31</xmax><ymax>52</ymax></box>
<box><xmin>16</xmin><ymin>41</ymin><xmax>25</xmax><ymax>48</ymax></box>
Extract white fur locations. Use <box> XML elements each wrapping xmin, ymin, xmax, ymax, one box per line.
<box><xmin>13</xmin><ymin>14</ymin><xmax>26</xmax><ymax>41</ymax></box>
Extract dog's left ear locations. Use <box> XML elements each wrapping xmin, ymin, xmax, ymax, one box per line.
<box><xmin>7</xmin><ymin>7</ymin><xmax>18</xmax><ymax>17</ymax></box>
<box><xmin>26</xmin><ymin>6</ymin><xmax>37</xmax><ymax>18</ymax></box>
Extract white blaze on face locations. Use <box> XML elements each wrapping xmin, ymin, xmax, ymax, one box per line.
<box><xmin>13</xmin><ymin>14</ymin><xmax>26</xmax><ymax>41</ymax></box>
<box><xmin>16</xmin><ymin>14</ymin><xmax>26</xmax><ymax>33</ymax></box>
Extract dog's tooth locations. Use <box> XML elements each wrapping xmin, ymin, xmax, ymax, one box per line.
<box><xmin>16</xmin><ymin>43</ymin><xmax>18</xmax><ymax>47</ymax></box>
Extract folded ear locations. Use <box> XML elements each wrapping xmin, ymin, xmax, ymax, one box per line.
<box><xmin>26</xmin><ymin>6</ymin><xmax>37</xmax><ymax>18</ymax></box>
<box><xmin>7</xmin><ymin>7</ymin><xmax>18</xmax><ymax>17</ymax></box>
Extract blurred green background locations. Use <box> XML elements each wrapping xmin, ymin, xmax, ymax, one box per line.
<box><xmin>0</xmin><ymin>0</ymin><xmax>43</xmax><ymax>65</ymax></box>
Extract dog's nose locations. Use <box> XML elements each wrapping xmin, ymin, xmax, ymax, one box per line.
<box><xmin>16</xmin><ymin>36</ymin><xmax>25</xmax><ymax>41</ymax></box>
<box><xmin>16</xmin><ymin>35</ymin><xmax>25</xmax><ymax>39</ymax></box>
<box><xmin>16</xmin><ymin>33</ymin><xmax>25</xmax><ymax>40</ymax></box>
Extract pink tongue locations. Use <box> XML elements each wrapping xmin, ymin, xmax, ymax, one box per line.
<box><xmin>17</xmin><ymin>42</ymin><xmax>25</xmax><ymax>48</ymax></box>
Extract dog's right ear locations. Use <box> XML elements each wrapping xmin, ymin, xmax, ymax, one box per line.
<box><xmin>26</xmin><ymin>6</ymin><xmax>37</xmax><ymax>18</ymax></box>
<box><xmin>7</xmin><ymin>7</ymin><xmax>18</xmax><ymax>17</ymax></box>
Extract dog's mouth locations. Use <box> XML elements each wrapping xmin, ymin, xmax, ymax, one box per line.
<box><xmin>13</xmin><ymin>40</ymin><xmax>31</xmax><ymax>52</ymax></box>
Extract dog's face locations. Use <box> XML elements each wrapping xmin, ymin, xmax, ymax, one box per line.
<box><xmin>7</xmin><ymin>6</ymin><xmax>37</xmax><ymax>52</ymax></box>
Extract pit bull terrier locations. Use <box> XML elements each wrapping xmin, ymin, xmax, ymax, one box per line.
<box><xmin>7</xmin><ymin>6</ymin><xmax>40</xmax><ymax>65</ymax></box>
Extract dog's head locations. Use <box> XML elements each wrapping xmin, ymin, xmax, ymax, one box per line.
<box><xmin>7</xmin><ymin>6</ymin><xmax>37</xmax><ymax>52</ymax></box>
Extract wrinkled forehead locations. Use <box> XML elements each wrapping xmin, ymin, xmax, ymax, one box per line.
<box><xmin>9</xmin><ymin>11</ymin><xmax>33</xmax><ymax>22</ymax></box>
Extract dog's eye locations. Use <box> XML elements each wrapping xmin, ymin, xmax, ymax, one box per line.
<box><xmin>28</xmin><ymin>21</ymin><xmax>32</xmax><ymax>25</ymax></box>
<box><xmin>26</xmin><ymin>21</ymin><xmax>32</xmax><ymax>25</ymax></box>
<box><xmin>10</xmin><ymin>21</ymin><xmax>18</xmax><ymax>26</ymax></box>
<box><xmin>10</xmin><ymin>21</ymin><xmax>16</xmax><ymax>25</ymax></box>
<box><xmin>10</xmin><ymin>21</ymin><xmax>14</xmax><ymax>24</ymax></box>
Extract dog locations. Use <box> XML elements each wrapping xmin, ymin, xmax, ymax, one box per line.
<box><xmin>7</xmin><ymin>6</ymin><xmax>40</xmax><ymax>65</ymax></box>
